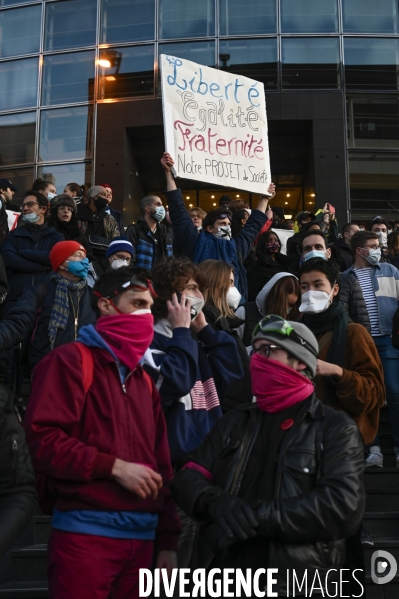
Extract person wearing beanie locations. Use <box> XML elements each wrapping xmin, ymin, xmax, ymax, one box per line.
<box><xmin>48</xmin><ymin>194</ymin><xmax>94</xmax><ymax>260</ymax></box>
<box><xmin>76</xmin><ymin>185</ymin><xmax>120</xmax><ymax>260</ymax></box>
<box><xmin>171</xmin><ymin>313</ymin><xmax>365</xmax><ymax>596</ymax></box>
<box><xmin>1</xmin><ymin>190</ymin><xmax>64</xmax><ymax>316</ymax></box>
<box><xmin>105</xmin><ymin>236</ymin><xmax>134</xmax><ymax>269</ymax></box>
<box><xmin>0</xmin><ymin>240</ymin><xmax>96</xmax><ymax>372</ymax></box>
<box><xmin>100</xmin><ymin>183</ymin><xmax>124</xmax><ymax>234</ymax></box>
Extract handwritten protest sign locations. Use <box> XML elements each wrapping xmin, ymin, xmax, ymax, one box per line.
<box><xmin>161</xmin><ymin>54</ymin><xmax>271</xmax><ymax>194</ymax></box>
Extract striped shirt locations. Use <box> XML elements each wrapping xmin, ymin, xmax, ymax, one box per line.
<box><xmin>354</xmin><ymin>267</ymin><xmax>382</xmax><ymax>336</ymax></box>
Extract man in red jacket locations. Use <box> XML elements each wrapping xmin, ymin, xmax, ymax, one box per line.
<box><xmin>24</xmin><ymin>266</ymin><xmax>180</xmax><ymax>599</ymax></box>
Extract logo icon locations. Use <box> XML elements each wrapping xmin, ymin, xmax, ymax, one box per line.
<box><xmin>371</xmin><ymin>550</ymin><xmax>397</xmax><ymax>585</ymax></box>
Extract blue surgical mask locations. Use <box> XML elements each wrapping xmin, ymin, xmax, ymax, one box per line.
<box><xmin>47</xmin><ymin>192</ymin><xmax>57</xmax><ymax>201</ymax></box>
<box><xmin>362</xmin><ymin>248</ymin><xmax>381</xmax><ymax>266</ymax></box>
<box><xmin>22</xmin><ymin>212</ymin><xmax>41</xmax><ymax>224</ymax></box>
<box><xmin>303</xmin><ymin>250</ymin><xmax>327</xmax><ymax>261</ymax></box>
<box><xmin>152</xmin><ymin>206</ymin><xmax>165</xmax><ymax>222</ymax></box>
<box><xmin>66</xmin><ymin>257</ymin><xmax>90</xmax><ymax>280</ymax></box>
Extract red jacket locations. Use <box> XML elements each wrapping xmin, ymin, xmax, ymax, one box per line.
<box><xmin>24</xmin><ymin>342</ymin><xmax>180</xmax><ymax>551</ymax></box>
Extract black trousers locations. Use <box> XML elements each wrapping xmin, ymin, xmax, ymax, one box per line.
<box><xmin>0</xmin><ymin>491</ymin><xmax>36</xmax><ymax>559</ymax></box>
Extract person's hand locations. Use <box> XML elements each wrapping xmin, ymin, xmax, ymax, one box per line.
<box><xmin>266</xmin><ymin>207</ymin><xmax>273</xmax><ymax>220</ymax></box>
<box><xmin>156</xmin><ymin>550</ymin><xmax>177</xmax><ymax>578</ymax></box>
<box><xmin>316</xmin><ymin>359</ymin><xmax>343</xmax><ymax>379</ymax></box>
<box><xmin>166</xmin><ymin>293</ymin><xmax>192</xmax><ymax>329</ymax></box>
<box><xmin>206</xmin><ymin>494</ymin><xmax>258</xmax><ymax>541</ymax></box>
<box><xmin>161</xmin><ymin>152</ymin><xmax>174</xmax><ymax>173</ymax></box>
<box><xmin>190</xmin><ymin>310</ymin><xmax>208</xmax><ymax>334</ymax></box>
<box><xmin>111</xmin><ymin>459</ymin><xmax>163</xmax><ymax>499</ymax></box>
<box><xmin>267</xmin><ymin>182</ymin><xmax>276</xmax><ymax>199</ymax></box>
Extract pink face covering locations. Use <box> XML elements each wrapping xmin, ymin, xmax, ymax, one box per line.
<box><xmin>250</xmin><ymin>353</ymin><xmax>314</xmax><ymax>413</ymax></box>
<box><xmin>96</xmin><ymin>311</ymin><xmax>154</xmax><ymax>371</ymax></box>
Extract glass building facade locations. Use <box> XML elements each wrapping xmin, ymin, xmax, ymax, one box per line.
<box><xmin>1</xmin><ymin>0</ymin><xmax>399</xmax><ymax>221</ymax></box>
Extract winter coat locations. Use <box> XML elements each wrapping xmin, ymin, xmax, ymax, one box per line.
<box><xmin>246</xmin><ymin>253</ymin><xmax>293</xmax><ymax>301</ymax></box>
<box><xmin>125</xmin><ymin>219</ymin><xmax>173</xmax><ymax>270</ymax></box>
<box><xmin>107</xmin><ymin>206</ymin><xmax>124</xmax><ymax>235</ymax></box>
<box><xmin>339</xmin><ymin>273</ymin><xmax>371</xmax><ymax>333</ymax></box>
<box><xmin>1</xmin><ymin>224</ymin><xmax>64</xmax><ymax>309</ymax></box>
<box><xmin>77</xmin><ymin>203</ymin><xmax>120</xmax><ymax>243</ymax></box>
<box><xmin>165</xmin><ymin>188</ymin><xmax>267</xmax><ymax>301</ymax></box>
<box><xmin>24</xmin><ymin>338</ymin><xmax>180</xmax><ymax>551</ymax></box>
<box><xmin>171</xmin><ymin>395</ymin><xmax>365</xmax><ymax>595</ymax></box>
<box><xmin>313</xmin><ymin>323</ymin><xmax>385</xmax><ymax>444</ymax></box>
<box><xmin>332</xmin><ymin>238</ymin><xmax>354</xmax><ymax>271</ymax></box>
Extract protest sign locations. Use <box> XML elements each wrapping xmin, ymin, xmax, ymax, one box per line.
<box><xmin>161</xmin><ymin>54</ymin><xmax>271</xmax><ymax>195</ymax></box>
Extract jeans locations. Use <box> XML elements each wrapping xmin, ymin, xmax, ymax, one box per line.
<box><xmin>0</xmin><ymin>491</ymin><xmax>36</xmax><ymax>559</ymax></box>
<box><xmin>372</xmin><ymin>335</ymin><xmax>399</xmax><ymax>453</ymax></box>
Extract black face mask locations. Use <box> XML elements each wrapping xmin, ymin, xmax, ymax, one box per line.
<box><xmin>94</xmin><ymin>197</ymin><xmax>108</xmax><ymax>211</ymax></box>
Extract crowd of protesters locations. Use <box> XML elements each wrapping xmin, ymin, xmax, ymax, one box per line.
<box><xmin>0</xmin><ymin>151</ymin><xmax>398</xmax><ymax>598</ymax></box>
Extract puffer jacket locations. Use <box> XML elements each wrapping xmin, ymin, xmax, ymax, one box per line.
<box><xmin>340</xmin><ymin>273</ymin><xmax>370</xmax><ymax>333</ymax></box>
<box><xmin>171</xmin><ymin>395</ymin><xmax>365</xmax><ymax>596</ymax></box>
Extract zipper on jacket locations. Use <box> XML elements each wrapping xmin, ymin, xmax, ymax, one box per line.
<box><xmin>67</xmin><ymin>290</ymin><xmax>81</xmax><ymax>340</ymax></box>
<box><xmin>11</xmin><ymin>436</ymin><xmax>19</xmax><ymax>486</ymax></box>
<box><xmin>230</xmin><ymin>416</ymin><xmax>262</xmax><ymax>496</ymax></box>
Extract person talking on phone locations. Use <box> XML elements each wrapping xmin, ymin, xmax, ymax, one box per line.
<box><xmin>141</xmin><ymin>257</ymin><xmax>243</xmax><ymax>567</ymax></box>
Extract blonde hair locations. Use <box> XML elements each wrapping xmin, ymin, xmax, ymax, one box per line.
<box><xmin>198</xmin><ymin>260</ymin><xmax>235</xmax><ymax>318</ymax></box>
<box><xmin>188</xmin><ymin>207</ymin><xmax>207</xmax><ymax>219</ymax></box>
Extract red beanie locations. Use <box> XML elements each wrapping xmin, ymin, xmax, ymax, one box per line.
<box><xmin>50</xmin><ymin>241</ymin><xmax>86</xmax><ymax>272</ymax></box>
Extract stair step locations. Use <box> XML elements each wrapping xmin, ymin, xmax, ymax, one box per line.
<box><xmin>10</xmin><ymin>546</ymin><xmax>47</xmax><ymax>583</ymax></box>
<box><xmin>0</xmin><ymin>581</ymin><xmax>47</xmax><ymax>598</ymax></box>
<box><xmin>366</xmin><ymin>490</ymin><xmax>399</xmax><ymax>511</ymax></box>
<box><xmin>378</xmin><ymin>420</ymin><xmax>393</xmax><ymax>434</ymax></box>
<box><xmin>365</xmin><ymin>578</ymin><xmax>399</xmax><ymax>599</ymax></box>
<box><xmin>363</xmin><ymin>512</ymin><xmax>399</xmax><ymax>537</ymax></box>
<box><xmin>363</xmin><ymin>540</ymin><xmax>399</xmax><ymax>576</ymax></box>
<box><xmin>364</xmin><ymin>469</ymin><xmax>399</xmax><ymax>490</ymax></box>
<box><xmin>379</xmin><ymin>434</ymin><xmax>394</xmax><ymax>451</ymax></box>
<box><xmin>33</xmin><ymin>519</ymin><xmax>51</xmax><ymax>546</ymax></box>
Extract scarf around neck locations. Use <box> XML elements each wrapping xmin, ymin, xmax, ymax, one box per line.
<box><xmin>48</xmin><ymin>273</ymin><xmax>87</xmax><ymax>349</ymax></box>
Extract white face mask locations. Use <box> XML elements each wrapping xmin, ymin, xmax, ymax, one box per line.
<box><xmin>226</xmin><ymin>286</ymin><xmax>241</xmax><ymax>310</ymax></box>
<box><xmin>47</xmin><ymin>192</ymin><xmax>57</xmax><ymax>201</ymax></box>
<box><xmin>130</xmin><ymin>309</ymin><xmax>152</xmax><ymax>316</ymax></box>
<box><xmin>299</xmin><ymin>289</ymin><xmax>334</xmax><ymax>314</ymax></box>
<box><xmin>215</xmin><ymin>225</ymin><xmax>231</xmax><ymax>240</ymax></box>
<box><xmin>111</xmin><ymin>259</ymin><xmax>129</xmax><ymax>270</ymax></box>
<box><xmin>185</xmin><ymin>295</ymin><xmax>205</xmax><ymax>320</ymax></box>
<box><xmin>376</xmin><ymin>231</ymin><xmax>387</xmax><ymax>246</ymax></box>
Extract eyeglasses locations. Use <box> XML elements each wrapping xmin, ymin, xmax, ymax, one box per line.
<box><xmin>361</xmin><ymin>245</ymin><xmax>379</xmax><ymax>251</ymax></box>
<box><xmin>251</xmin><ymin>344</ymin><xmax>280</xmax><ymax>359</ymax></box>
<box><xmin>57</xmin><ymin>205</ymin><xmax>74</xmax><ymax>213</ymax></box>
<box><xmin>253</xmin><ymin>314</ymin><xmax>318</xmax><ymax>357</ymax></box>
<box><xmin>20</xmin><ymin>201</ymin><xmax>39</xmax><ymax>210</ymax></box>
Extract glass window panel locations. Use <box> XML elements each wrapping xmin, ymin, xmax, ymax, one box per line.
<box><xmin>0</xmin><ymin>5</ymin><xmax>41</xmax><ymax>58</ymax></box>
<box><xmin>347</xmin><ymin>95</ymin><xmax>399</xmax><ymax>149</ymax></box>
<box><xmin>98</xmin><ymin>45</ymin><xmax>154</xmax><ymax>100</ymax></box>
<box><xmin>219</xmin><ymin>0</ymin><xmax>276</xmax><ymax>36</ymax></box>
<box><xmin>345</xmin><ymin>38</ymin><xmax>399</xmax><ymax>91</ymax></box>
<box><xmin>159</xmin><ymin>41</ymin><xmax>215</xmax><ymax>68</ymax></box>
<box><xmin>159</xmin><ymin>0</ymin><xmax>215</xmax><ymax>39</ymax></box>
<box><xmin>0</xmin><ymin>57</ymin><xmax>38</xmax><ymax>110</ymax></box>
<box><xmin>45</xmin><ymin>0</ymin><xmax>97</xmax><ymax>52</ymax></box>
<box><xmin>349</xmin><ymin>152</ymin><xmax>399</xmax><ymax>215</ymax></box>
<box><xmin>101</xmin><ymin>0</ymin><xmax>155</xmax><ymax>43</ymax></box>
<box><xmin>343</xmin><ymin>0</ymin><xmax>399</xmax><ymax>33</ymax></box>
<box><xmin>42</xmin><ymin>51</ymin><xmax>95</xmax><ymax>106</ymax></box>
<box><xmin>219</xmin><ymin>39</ymin><xmax>277</xmax><ymax>90</ymax></box>
<box><xmin>0</xmin><ymin>112</ymin><xmax>35</xmax><ymax>166</ymax></box>
<box><xmin>282</xmin><ymin>38</ymin><xmax>340</xmax><ymax>90</ymax></box>
<box><xmin>0</xmin><ymin>166</ymin><xmax>33</xmax><ymax>204</ymax></box>
<box><xmin>0</xmin><ymin>0</ymin><xmax>36</xmax><ymax>5</ymax></box>
<box><xmin>39</xmin><ymin>106</ymin><xmax>93</xmax><ymax>162</ymax></box>
<box><xmin>281</xmin><ymin>0</ymin><xmax>338</xmax><ymax>33</ymax></box>
<box><xmin>37</xmin><ymin>162</ymin><xmax>92</xmax><ymax>192</ymax></box>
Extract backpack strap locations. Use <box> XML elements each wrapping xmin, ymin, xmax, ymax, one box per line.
<box><xmin>74</xmin><ymin>342</ymin><xmax>94</xmax><ymax>394</ymax></box>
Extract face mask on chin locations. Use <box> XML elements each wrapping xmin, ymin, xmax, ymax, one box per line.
<box><xmin>299</xmin><ymin>289</ymin><xmax>334</xmax><ymax>314</ymax></box>
<box><xmin>22</xmin><ymin>212</ymin><xmax>41</xmax><ymax>224</ymax></box>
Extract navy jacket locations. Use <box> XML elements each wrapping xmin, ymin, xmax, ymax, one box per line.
<box><xmin>166</xmin><ymin>188</ymin><xmax>267</xmax><ymax>301</ymax></box>
<box><xmin>141</xmin><ymin>322</ymin><xmax>244</xmax><ymax>464</ymax></box>
<box><xmin>0</xmin><ymin>280</ymin><xmax>96</xmax><ymax>370</ymax></box>
<box><xmin>1</xmin><ymin>224</ymin><xmax>64</xmax><ymax>309</ymax></box>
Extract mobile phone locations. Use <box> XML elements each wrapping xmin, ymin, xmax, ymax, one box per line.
<box><xmin>176</xmin><ymin>292</ymin><xmax>198</xmax><ymax>320</ymax></box>
<box><xmin>326</xmin><ymin>203</ymin><xmax>331</xmax><ymax>211</ymax></box>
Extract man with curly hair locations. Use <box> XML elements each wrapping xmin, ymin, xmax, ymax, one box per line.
<box><xmin>142</xmin><ymin>257</ymin><xmax>244</xmax><ymax>567</ymax></box>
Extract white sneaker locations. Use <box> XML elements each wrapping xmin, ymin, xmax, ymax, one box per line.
<box><xmin>366</xmin><ymin>452</ymin><xmax>383</xmax><ymax>468</ymax></box>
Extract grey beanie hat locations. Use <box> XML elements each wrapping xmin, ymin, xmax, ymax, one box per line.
<box><xmin>251</xmin><ymin>318</ymin><xmax>319</xmax><ymax>378</ymax></box>
<box><xmin>87</xmin><ymin>185</ymin><xmax>106</xmax><ymax>200</ymax></box>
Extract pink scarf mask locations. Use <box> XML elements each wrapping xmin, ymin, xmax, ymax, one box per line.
<box><xmin>96</xmin><ymin>310</ymin><xmax>154</xmax><ymax>371</ymax></box>
<box><xmin>250</xmin><ymin>353</ymin><xmax>314</xmax><ymax>413</ymax></box>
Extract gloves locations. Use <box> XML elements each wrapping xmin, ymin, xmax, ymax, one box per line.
<box><xmin>205</xmin><ymin>493</ymin><xmax>258</xmax><ymax>541</ymax></box>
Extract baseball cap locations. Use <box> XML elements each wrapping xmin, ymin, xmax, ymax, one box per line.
<box><xmin>296</xmin><ymin>211</ymin><xmax>315</xmax><ymax>223</ymax></box>
<box><xmin>0</xmin><ymin>178</ymin><xmax>17</xmax><ymax>191</ymax></box>
<box><xmin>251</xmin><ymin>315</ymin><xmax>319</xmax><ymax>378</ymax></box>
